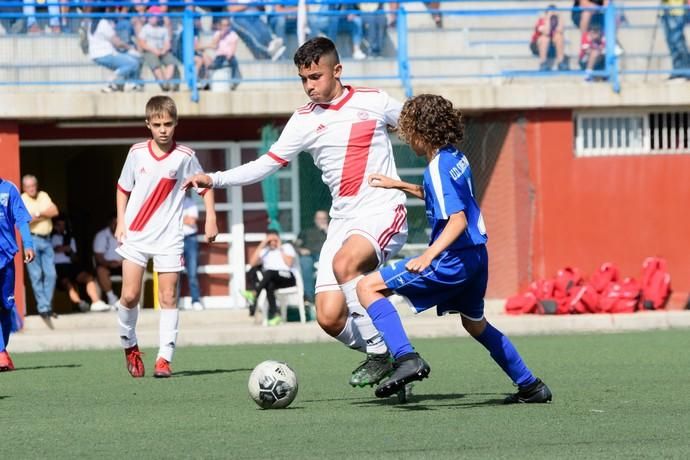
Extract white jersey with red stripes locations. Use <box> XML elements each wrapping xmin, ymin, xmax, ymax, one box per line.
<box><xmin>117</xmin><ymin>140</ymin><xmax>206</xmax><ymax>254</ymax></box>
<box><xmin>268</xmin><ymin>86</ymin><xmax>406</xmax><ymax>219</ymax></box>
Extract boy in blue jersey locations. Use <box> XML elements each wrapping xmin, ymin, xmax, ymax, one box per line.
<box><xmin>0</xmin><ymin>177</ymin><xmax>35</xmax><ymax>371</ymax></box>
<box><xmin>357</xmin><ymin>94</ymin><xmax>552</xmax><ymax>403</ymax></box>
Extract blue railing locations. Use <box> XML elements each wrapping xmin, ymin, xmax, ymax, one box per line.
<box><xmin>0</xmin><ymin>1</ymin><xmax>685</xmax><ymax>101</ymax></box>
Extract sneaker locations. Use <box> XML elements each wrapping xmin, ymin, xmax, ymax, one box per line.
<box><xmin>192</xmin><ymin>301</ymin><xmax>204</xmax><ymax>311</ymax></box>
<box><xmin>125</xmin><ymin>82</ymin><xmax>144</xmax><ymax>92</ymax></box>
<box><xmin>271</xmin><ymin>45</ymin><xmax>287</xmax><ymax>62</ymax></box>
<box><xmin>241</xmin><ymin>290</ymin><xmax>257</xmax><ymax>316</ymax></box>
<box><xmin>0</xmin><ymin>350</ymin><xmax>15</xmax><ymax>372</ymax></box>
<box><xmin>124</xmin><ymin>345</ymin><xmax>145</xmax><ymax>378</ymax></box>
<box><xmin>556</xmin><ymin>60</ymin><xmax>569</xmax><ymax>71</ymax></box>
<box><xmin>39</xmin><ymin>311</ymin><xmax>55</xmax><ymax>330</ymax></box>
<box><xmin>504</xmin><ymin>378</ymin><xmax>552</xmax><ymax>404</ymax></box>
<box><xmin>374</xmin><ymin>352</ymin><xmax>430</xmax><ymax>398</ymax></box>
<box><xmin>101</xmin><ymin>83</ymin><xmax>121</xmax><ymax>93</ymax></box>
<box><xmin>539</xmin><ymin>61</ymin><xmax>550</xmax><ymax>72</ymax></box>
<box><xmin>352</xmin><ymin>46</ymin><xmax>367</xmax><ymax>61</ymax></box>
<box><xmin>153</xmin><ymin>357</ymin><xmax>172</xmax><ymax>378</ymax></box>
<box><xmin>77</xmin><ymin>300</ymin><xmax>90</xmax><ymax>313</ymax></box>
<box><xmin>267</xmin><ymin>37</ymin><xmax>284</xmax><ymax>55</ymax></box>
<box><xmin>267</xmin><ymin>315</ymin><xmax>282</xmax><ymax>326</ymax></box>
<box><xmin>90</xmin><ymin>300</ymin><xmax>111</xmax><ymax>312</ymax></box>
<box><xmin>349</xmin><ymin>352</ymin><xmax>393</xmax><ymax>387</ymax></box>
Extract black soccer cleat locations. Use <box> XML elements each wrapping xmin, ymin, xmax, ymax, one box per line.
<box><xmin>374</xmin><ymin>352</ymin><xmax>430</xmax><ymax>398</ymax></box>
<box><xmin>504</xmin><ymin>378</ymin><xmax>552</xmax><ymax>404</ymax></box>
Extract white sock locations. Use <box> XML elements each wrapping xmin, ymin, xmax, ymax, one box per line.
<box><xmin>334</xmin><ymin>315</ymin><xmax>367</xmax><ymax>352</ymax></box>
<box><xmin>158</xmin><ymin>308</ymin><xmax>179</xmax><ymax>362</ymax></box>
<box><xmin>106</xmin><ymin>290</ymin><xmax>118</xmax><ymax>305</ymax></box>
<box><xmin>117</xmin><ymin>301</ymin><xmax>138</xmax><ymax>349</ymax></box>
<box><xmin>340</xmin><ymin>276</ymin><xmax>388</xmax><ymax>355</ymax></box>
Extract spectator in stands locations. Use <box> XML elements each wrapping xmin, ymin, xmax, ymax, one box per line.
<box><xmin>179</xmin><ymin>194</ymin><xmax>204</xmax><ymax>311</ymax></box>
<box><xmin>243</xmin><ymin>229</ymin><xmax>298</xmax><ymax>326</ymax></box>
<box><xmin>295</xmin><ymin>210</ymin><xmax>329</xmax><ymax>305</ymax></box>
<box><xmin>93</xmin><ymin>216</ymin><xmax>123</xmax><ymax>306</ymax></box>
<box><xmin>88</xmin><ymin>4</ymin><xmax>143</xmax><ymax>93</ymax></box>
<box><xmin>205</xmin><ymin>17</ymin><xmax>242</xmax><ymax>90</ymax></box>
<box><xmin>579</xmin><ymin>23</ymin><xmax>606</xmax><ymax>81</ymax></box>
<box><xmin>21</xmin><ymin>175</ymin><xmax>59</xmax><ymax>322</ymax></box>
<box><xmin>661</xmin><ymin>0</ymin><xmax>690</xmax><ymax>80</ymax></box>
<box><xmin>51</xmin><ymin>215</ymin><xmax>110</xmax><ymax>313</ymax></box>
<box><xmin>360</xmin><ymin>2</ymin><xmax>387</xmax><ymax>58</ymax></box>
<box><xmin>138</xmin><ymin>5</ymin><xmax>179</xmax><ymax>91</ymax></box>
<box><xmin>227</xmin><ymin>0</ymin><xmax>286</xmax><ymax>61</ymax></box>
<box><xmin>571</xmin><ymin>0</ymin><xmax>606</xmax><ymax>37</ymax></box>
<box><xmin>0</xmin><ymin>2</ymin><xmax>24</xmax><ymax>34</ymax></box>
<box><xmin>531</xmin><ymin>5</ymin><xmax>568</xmax><ymax>71</ymax></box>
<box><xmin>22</xmin><ymin>0</ymin><xmax>63</xmax><ymax>34</ymax></box>
<box><xmin>309</xmin><ymin>1</ymin><xmax>367</xmax><ymax>60</ymax></box>
<box><xmin>388</xmin><ymin>2</ymin><xmax>442</xmax><ymax>29</ymax></box>
<box><xmin>268</xmin><ymin>1</ymin><xmax>299</xmax><ymax>53</ymax></box>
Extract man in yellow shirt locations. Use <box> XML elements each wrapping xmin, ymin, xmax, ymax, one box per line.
<box><xmin>21</xmin><ymin>175</ymin><xmax>59</xmax><ymax>322</ymax></box>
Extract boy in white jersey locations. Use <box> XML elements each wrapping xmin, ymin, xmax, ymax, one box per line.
<box><xmin>184</xmin><ymin>37</ymin><xmax>407</xmax><ymax>387</ymax></box>
<box><xmin>116</xmin><ymin>96</ymin><xmax>218</xmax><ymax>378</ymax></box>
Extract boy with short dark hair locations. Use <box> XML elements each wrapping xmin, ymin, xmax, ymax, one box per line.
<box><xmin>357</xmin><ymin>94</ymin><xmax>552</xmax><ymax>404</ymax></box>
<box><xmin>115</xmin><ymin>95</ymin><xmax>217</xmax><ymax>378</ymax></box>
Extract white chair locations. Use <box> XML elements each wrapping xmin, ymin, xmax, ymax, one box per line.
<box><xmin>256</xmin><ymin>269</ymin><xmax>306</xmax><ymax>326</ymax></box>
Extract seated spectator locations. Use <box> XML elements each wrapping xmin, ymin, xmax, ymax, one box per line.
<box><xmin>661</xmin><ymin>0</ymin><xmax>690</xmax><ymax>80</ymax></box>
<box><xmin>579</xmin><ymin>23</ymin><xmax>606</xmax><ymax>81</ymax></box>
<box><xmin>309</xmin><ymin>1</ymin><xmax>366</xmax><ymax>60</ymax></box>
<box><xmin>51</xmin><ymin>216</ymin><xmax>110</xmax><ymax>313</ymax></box>
<box><xmin>227</xmin><ymin>0</ymin><xmax>286</xmax><ymax>61</ymax></box>
<box><xmin>388</xmin><ymin>2</ymin><xmax>442</xmax><ymax>29</ymax></box>
<box><xmin>88</xmin><ymin>4</ymin><xmax>143</xmax><ymax>93</ymax></box>
<box><xmin>22</xmin><ymin>0</ymin><xmax>62</xmax><ymax>34</ymax></box>
<box><xmin>138</xmin><ymin>6</ymin><xmax>180</xmax><ymax>91</ymax></box>
<box><xmin>0</xmin><ymin>2</ymin><xmax>24</xmax><ymax>34</ymax></box>
<box><xmin>360</xmin><ymin>2</ymin><xmax>387</xmax><ymax>58</ymax></box>
<box><xmin>201</xmin><ymin>17</ymin><xmax>242</xmax><ymax>90</ymax></box>
<box><xmin>93</xmin><ymin>216</ymin><xmax>123</xmax><ymax>306</ymax></box>
<box><xmin>243</xmin><ymin>230</ymin><xmax>298</xmax><ymax>326</ymax></box>
<box><xmin>572</xmin><ymin>0</ymin><xmax>606</xmax><ymax>38</ymax></box>
<box><xmin>268</xmin><ymin>2</ymin><xmax>299</xmax><ymax>52</ymax></box>
<box><xmin>295</xmin><ymin>210</ymin><xmax>328</xmax><ymax>305</ymax></box>
<box><xmin>530</xmin><ymin>5</ymin><xmax>568</xmax><ymax>71</ymax></box>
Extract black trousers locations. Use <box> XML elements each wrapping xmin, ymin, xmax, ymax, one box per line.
<box><xmin>248</xmin><ymin>267</ymin><xmax>296</xmax><ymax>318</ymax></box>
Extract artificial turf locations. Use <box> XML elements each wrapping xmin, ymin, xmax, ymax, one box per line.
<box><xmin>2</xmin><ymin>329</ymin><xmax>688</xmax><ymax>459</ymax></box>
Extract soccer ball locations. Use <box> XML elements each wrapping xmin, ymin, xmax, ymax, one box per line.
<box><xmin>248</xmin><ymin>360</ymin><xmax>298</xmax><ymax>409</ymax></box>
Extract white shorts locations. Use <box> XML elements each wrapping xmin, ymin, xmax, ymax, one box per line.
<box><xmin>116</xmin><ymin>243</ymin><xmax>185</xmax><ymax>272</ymax></box>
<box><xmin>315</xmin><ymin>204</ymin><xmax>408</xmax><ymax>293</ymax></box>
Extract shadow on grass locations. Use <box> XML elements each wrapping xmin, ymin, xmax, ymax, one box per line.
<box><xmin>18</xmin><ymin>364</ymin><xmax>82</xmax><ymax>371</ymax></box>
<box><xmin>0</xmin><ymin>396</ymin><xmax>9</xmax><ymax>400</ymax></box>
<box><xmin>175</xmin><ymin>368</ymin><xmax>253</xmax><ymax>377</ymax></box>
<box><xmin>353</xmin><ymin>392</ymin><xmax>508</xmax><ymax>409</ymax></box>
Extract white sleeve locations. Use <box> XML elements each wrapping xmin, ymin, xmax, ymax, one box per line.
<box><xmin>93</xmin><ymin>231</ymin><xmax>105</xmax><ymax>254</ymax></box>
<box><xmin>283</xmin><ymin>243</ymin><xmax>296</xmax><ymax>258</ymax></box>
<box><xmin>117</xmin><ymin>149</ymin><xmax>137</xmax><ymax>192</ymax></box>
<box><xmin>382</xmin><ymin>91</ymin><xmax>403</xmax><ymax>128</ymax></box>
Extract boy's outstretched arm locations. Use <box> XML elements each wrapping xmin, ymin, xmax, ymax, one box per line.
<box><xmin>201</xmin><ymin>190</ymin><xmax>218</xmax><ymax>243</ymax></box>
<box><xmin>368</xmin><ymin>173</ymin><xmax>424</xmax><ymax>200</ymax></box>
<box><xmin>406</xmin><ymin>211</ymin><xmax>468</xmax><ymax>273</ymax></box>
<box><xmin>182</xmin><ymin>155</ymin><xmax>283</xmax><ymax>190</ymax></box>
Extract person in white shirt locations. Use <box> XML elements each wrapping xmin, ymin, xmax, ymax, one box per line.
<box><xmin>93</xmin><ymin>216</ymin><xmax>124</xmax><ymax>306</ymax></box>
<box><xmin>183</xmin><ymin>37</ymin><xmax>408</xmax><ymax>389</ymax></box>
<box><xmin>115</xmin><ymin>95</ymin><xmax>218</xmax><ymax>379</ymax></box>
<box><xmin>244</xmin><ymin>230</ymin><xmax>298</xmax><ymax>326</ymax></box>
<box><xmin>87</xmin><ymin>4</ymin><xmax>142</xmax><ymax>93</ymax></box>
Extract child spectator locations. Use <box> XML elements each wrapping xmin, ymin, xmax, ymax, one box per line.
<box><xmin>530</xmin><ymin>5</ymin><xmax>568</xmax><ymax>71</ymax></box>
<box><xmin>579</xmin><ymin>23</ymin><xmax>606</xmax><ymax>81</ymax></box>
<box><xmin>138</xmin><ymin>5</ymin><xmax>179</xmax><ymax>91</ymax></box>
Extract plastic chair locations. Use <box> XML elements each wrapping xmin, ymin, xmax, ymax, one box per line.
<box><xmin>256</xmin><ymin>269</ymin><xmax>306</xmax><ymax>326</ymax></box>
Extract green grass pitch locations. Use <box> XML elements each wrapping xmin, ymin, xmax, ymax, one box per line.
<box><xmin>2</xmin><ymin>330</ymin><xmax>689</xmax><ymax>459</ymax></box>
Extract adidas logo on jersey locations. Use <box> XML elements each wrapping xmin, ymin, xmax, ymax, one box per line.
<box><xmin>315</xmin><ymin>124</ymin><xmax>328</xmax><ymax>134</ymax></box>
<box><xmin>139</xmin><ymin>167</ymin><xmax>148</xmax><ymax>175</ymax></box>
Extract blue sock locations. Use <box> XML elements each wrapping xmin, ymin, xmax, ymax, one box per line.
<box><xmin>0</xmin><ymin>309</ymin><xmax>11</xmax><ymax>352</ymax></box>
<box><xmin>367</xmin><ymin>298</ymin><xmax>414</xmax><ymax>359</ymax></box>
<box><xmin>474</xmin><ymin>322</ymin><xmax>536</xmax><ymax>387</ymax></box>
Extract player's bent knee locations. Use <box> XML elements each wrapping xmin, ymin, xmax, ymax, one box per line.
<box><xmin>461</xmin><ymin>316</ymin><xmax>487</xmax><ymax>337</ymax></box>
<box><xmin>120</xmin><ymin>290</ymin><xmax>141</xmax><ymax>307</ymax></box>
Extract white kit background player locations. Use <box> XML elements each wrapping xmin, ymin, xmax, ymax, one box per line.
<box><xmin>116</xmin><ymin>95</ymin><xmax>218</xmax><ymax>379</ymax></box>
<box><xmin>184</xmin><ymin>37</ymin><xmax>408</xmax><ymax>387</ymax></box>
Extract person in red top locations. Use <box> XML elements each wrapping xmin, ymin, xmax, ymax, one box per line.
<box><xmin>530</xmin><ymin>5</ymin><xmax>568</xmax><ymax>71</ymax></box>
<box><xmin>579</xmin><ymin>23</ymin><xmax>606</xmax><ymax>81</ymax></box>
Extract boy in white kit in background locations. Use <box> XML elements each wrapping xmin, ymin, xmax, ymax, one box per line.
<box><xmin>184</xmin><ymin>37</ymin><xmax>407</xmax><ymax>387</ymax></box>
<box><xmin>116</xmin><ymin>95</ymin><xmax>218</xmax><ymax>379</ymax></box>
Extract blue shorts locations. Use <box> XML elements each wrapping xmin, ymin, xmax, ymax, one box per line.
<box><xmin>0</xmin><ymin>262</ymin><xmax>16</xmax><ymax>311</ymax></box>
<box><xmin>380</xmin><ymin>245</ymin><xmax>488</xmax><ymax>319</ymax></box>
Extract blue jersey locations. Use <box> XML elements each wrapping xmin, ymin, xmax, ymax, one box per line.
<box><xmin>0</xmin><ymin>179</ymin><xmax>32</xmax><ymax>268</ymax></box>
<box><xmin>423</xmin><ymin>145</ymin><xmax>487</xmax><ymax>251</ymax></box>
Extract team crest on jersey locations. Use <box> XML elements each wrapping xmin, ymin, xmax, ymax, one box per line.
<box><xmin>168</xmin><ymin>170</ymin><xmax>177</xmax><ymax>178</ymax></box>
<box><xmin>357</xmin><ymin>111</ymin><xmax>369</xmax><ymax>120</ymax></box>
<box><xmin>0</xmin><ymin>193</ymin><xmax>8</xmax><ymax>207</ymax></box>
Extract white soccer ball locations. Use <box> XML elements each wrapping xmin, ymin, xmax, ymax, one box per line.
<box><xmin>248</xmin><ymin>360</ymin><xmax>298</xmax><ymax>409</ymax></box>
